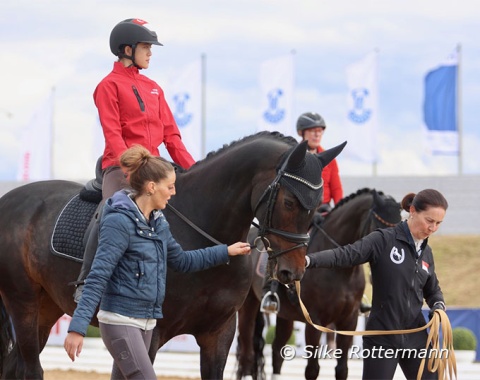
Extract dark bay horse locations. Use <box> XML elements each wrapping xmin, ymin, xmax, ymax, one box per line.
<box><xmin>236</xmin><ymin>188</ymin><xmax>401</xmax><ymax>380</ymax></box>
<box><xmin>0</xmin><ymin>131</ymin><xmax>345</xmax><ymax>379</ymax></box>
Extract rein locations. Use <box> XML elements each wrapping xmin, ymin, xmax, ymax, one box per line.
<box><xmin>166</xmin><ymin>204</ymin><xmax>222</xmax><ymax>245</ymax></box>
<box><xmin>166</xmin><ymin>203</ymin><xmax>309</xmax><ymax>259</ymax></box>
<box><xmin>295</xmin><ymin>281</ymin><xmax>457</xmax><ymax>380</ymax></box>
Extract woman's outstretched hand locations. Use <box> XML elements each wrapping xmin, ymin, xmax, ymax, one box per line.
<box><xmin>227</xmin><ymin>242</ymin><xmax>252</xmax><ymax>256</ymax></box>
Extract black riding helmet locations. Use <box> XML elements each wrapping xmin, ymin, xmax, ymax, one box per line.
<box><xmin>110</xmin><ymin>18</ymin><xmax>163</xmax><ymax>67</ymax></box>
<box><xmin>296</xmin><ymin>112</ymin><xmax>326</xmax><ymax>136</ymax></box>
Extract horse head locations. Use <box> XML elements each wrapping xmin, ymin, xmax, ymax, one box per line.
<box><xmin>370</xmin><ymin>189</ymin><xmax>402</xmax><ymax>229</ymax></box>
<box><xmin>254</xmin><ymin>139</ymin><xmax>346</xmax><ymax>284</ymax></box>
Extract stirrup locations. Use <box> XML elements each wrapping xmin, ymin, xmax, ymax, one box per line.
<box><xmin>68</xmin><ymin>279</ymin><xmax>85</xmax><ymax>287</ymax></box>
<box><xmin>260</xmin><ymin>291</ymin><xmax>280</xmax><ymax>314</ymax></box>
<box><xmin>73</xmin><ymin>284</ymin><xmax>84</xmax><ymax>304</ymax></box>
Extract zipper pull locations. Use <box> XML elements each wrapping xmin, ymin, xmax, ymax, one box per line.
<box><xmin>132</xmin><ymin>85</ymin><xmax>145</xmax><ymax>112</ymax></box>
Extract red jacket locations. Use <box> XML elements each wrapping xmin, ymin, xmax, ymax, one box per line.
<box><xmin>316</xmin><ymin>146</ymin><xmax>343</xmax><ymax>205</ymax></box>
<box><xmin>94</xmin><ymin>62</ymin><xmax>195</xmax><ymax>170</ymax></box>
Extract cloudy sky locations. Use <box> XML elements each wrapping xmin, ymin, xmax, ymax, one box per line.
<box><xmin>1</xmin><ymin>0</ymin><xmax>479</xmax><ymax>180</ymax></box>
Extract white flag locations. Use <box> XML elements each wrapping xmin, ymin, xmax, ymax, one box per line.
<box><xmin>165</xmin><ymin>58</ymin><xmax>203</xmax><ymax>160</ymax></box>
<box><xmin>258</xmin><ymin>54</ymin><xmax>295</xmax><ymax>137</ymax></box>
<box><xmin>17</xmin><ymin>89</ymin><xmax>54</xmax><ymax>181</ymax></box>
<box><xmin>344</xmin><ymin>51</ymin><xmax>379</xmax><ymax>163</ymax></box>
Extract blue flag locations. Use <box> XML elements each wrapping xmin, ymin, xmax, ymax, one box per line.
<box><xmin>424</xmin><ymin>66</ymin><xmax>457</xmax><ymax>132</ymax></box>
<box><xmin>422</xmin><ymin>51</ymin><xmax>458</xmax><ymax>155</ymax></box>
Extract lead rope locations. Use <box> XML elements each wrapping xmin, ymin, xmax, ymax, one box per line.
<box><xmin>295</xmin><ymin>281</ymin><xmax>457</xmax><ymax>380</ymax></box>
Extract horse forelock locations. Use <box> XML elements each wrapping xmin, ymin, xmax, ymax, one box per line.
<box><xmin>373</xmin><ymin>193</ymin><xmax>402</xmax><ymax>225</ymax></box>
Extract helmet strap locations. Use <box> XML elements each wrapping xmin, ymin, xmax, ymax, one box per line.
<box><xmin>118</xmin><ymin>44</ymin><xmax>142</xmax><ymax>69</ymax></box>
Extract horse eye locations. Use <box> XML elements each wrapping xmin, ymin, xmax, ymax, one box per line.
<box><xmin>284</xmin><ymin>199</ymin><xmax>294</xmax><ymax>210</ymax></box>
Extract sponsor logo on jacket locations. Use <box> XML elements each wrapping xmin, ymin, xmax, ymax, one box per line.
<box><xmin>390</xmin><ymin>246</ymin><xmax>405</xmax><ymax>264</ymax></box>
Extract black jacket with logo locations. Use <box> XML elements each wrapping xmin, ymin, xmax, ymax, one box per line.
<box><xmin>307</xmin><ymin>220</ymin><xmax>444</xmax><ymax>347</ymax></box>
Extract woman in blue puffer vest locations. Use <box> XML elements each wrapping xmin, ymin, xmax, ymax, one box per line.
<box><xmin>64</xmin><ymin>144</ymin><xmax>251</xmax><ymax>379</ymax></box>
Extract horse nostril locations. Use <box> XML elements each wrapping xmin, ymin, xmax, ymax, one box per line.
<box><xmin>278</xmin><ymin>269</ymin><xmax>303</xmax><ymax>284</ymax></box>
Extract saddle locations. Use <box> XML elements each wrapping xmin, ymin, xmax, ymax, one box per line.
<box><xmin>82</xmin><ymin>156</ymin><xmax>104</xmax><ymax>202</ymax></box>
<box><xmin>50</xmin><ymin>157</ymin><xmax>104</xmax><ymax>262</ymax></box>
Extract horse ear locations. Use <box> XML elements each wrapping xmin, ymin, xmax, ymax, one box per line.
<box><xmin>317</xmin><ymin>141</ymin><xmax>347</xmax><ymax>168</ymax></box>
<box><xmin>372</xmin><ymin>189</ymin><xmax>385</xmax><ymax>208</ymax></box>
<box><xmin>284</xmin><ymin>140</ymin><xmax>308</xmax><ymax>171</ymax></box>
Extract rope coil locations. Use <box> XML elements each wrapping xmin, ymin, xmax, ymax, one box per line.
<box><xmin>295</xmin><ymin>281</ymin><xmax>457</xmax><ymax>380</ymax></box>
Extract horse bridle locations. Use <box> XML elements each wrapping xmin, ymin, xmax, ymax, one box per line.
<box><xmin>313</xmin><ymin>204</ymin><xmax>398</xmax><ymax>249</ymax></box>
<box><xmin>251</xmin><ymin>151</ymin><xmax>323</xmax><ymax>261</ymax></box>
<box><xmin>167</xmin><ymin>148</ymin><xmax>323</xmax><ymax>261</ymax></box>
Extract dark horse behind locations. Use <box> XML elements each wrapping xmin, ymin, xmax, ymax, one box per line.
<box><xmin>236</xmin><ymin>188</ymin><xmax>401</xmax><ymax>380</ymax></box>
<box><xmin>0</xmin><ymin>131</ymin><xmax>345</xmax><ymax>379</ymax></box>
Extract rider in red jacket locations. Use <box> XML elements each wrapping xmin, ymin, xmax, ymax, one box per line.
<box><xmin>296</xmin><ymin>112</ymin><xmax>343</xmax><ymax>208</ymax></box>
<box><xmin>74</xmin><ymin>19</ymin><xmax>195</xmax><ymax>301</ymax></box>
<box><xmin>95</xmin><ymin>61</ymin><xmax>194</xmax><ymax>171</ymax></box>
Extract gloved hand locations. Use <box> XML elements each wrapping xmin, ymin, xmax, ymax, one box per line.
<box><xmin>428</xmin><ymin>301</ymin><xmax>446</xmax><ymax>320</ymax></box>
<box><xmin>305</xmin><ymin>255</ymin><xmax>311</xmax><ymax>268</ymax></box>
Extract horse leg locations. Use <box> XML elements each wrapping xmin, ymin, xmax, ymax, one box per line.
<box><xmin>236</xmin><ymin>290</ymin><xmax>264</xmax><ymax>380</ymax></box>
<box><xmin>196</xmin><ymin>313</ymin><xmax>237</xmax><ymax>380</ymax></box>
<box><xmin>271</xmin><ymin>316</ymin><xmax>293</xmax><ymax>379</ymax></box>
<box><xmin>1</xmin><ymin>280</ymin><xmax>63</xmax><ymax>380</ymax></box>
<box><xmin>2</xmin><ymin>290</ymin><xmax>45</xmax><ymax>379</ymax></box>
<box><xmin>38</xmin><ymin>294</ymin><xmax>65</xmax><ymax>349</ymax></box>
<box><xmin>304</xmin><ymin>323</ymin><xmax>322</xmax><ymax>380</ymax></box>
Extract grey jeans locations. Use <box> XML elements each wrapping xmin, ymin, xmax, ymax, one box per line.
<box><xmin>99</xmin><ymin>323</ymin><xmax>156</xmax><ymax>380</ymax></box>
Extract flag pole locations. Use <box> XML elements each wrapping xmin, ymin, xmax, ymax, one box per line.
<box><xmin>201</xmin><ymin>53</ymin><xmax>206</xmax><ymax>158</ymax></box>
<box><xmin>50</xmin><ymin>86</ymin><xmax>56</xmax><ymax>179</ymax></box>
<box><xmin>373</xmin><ymin>48</ymin><xmax>379</xmax><ymax>177</ymax></box>
<box><xmin>456</xmin><ymin>43</ymin><xmax>462</xmax><ymax>176</ymax></box>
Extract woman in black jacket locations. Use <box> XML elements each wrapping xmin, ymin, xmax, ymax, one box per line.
<box><xmin>306</xmin><ymin>188</ymin><xmax>448</xmax><ymax>380</ymax></box>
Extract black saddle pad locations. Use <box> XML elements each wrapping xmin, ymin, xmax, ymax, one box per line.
<box><xmin>50</xmin><ymin>194</ymin><xmax>99</xmax><ymax>262</ymax></box>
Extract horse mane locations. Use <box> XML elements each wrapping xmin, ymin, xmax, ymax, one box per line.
<box><xmin>331</xmin><ymin>188</ymin><xmax>384</xmax><ymax>211</ymax></box>
<box><xmin>188</xmin><ymin>131</ymin><xmax>298</xmax><ymax>169</ymax></box>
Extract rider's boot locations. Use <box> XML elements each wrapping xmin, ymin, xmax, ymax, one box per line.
<box><xmin>260</xmin><ymin>278</ymin><xmax>280</xmax><ymax>314</ymax></box>
<box><xmin>73</xmin><ymin>216</ymin><xmax>100</xmax><ymax>303</ymax></box>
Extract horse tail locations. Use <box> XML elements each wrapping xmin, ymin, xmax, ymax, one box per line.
<box><xmin>252</xmin><ymin>307</ymin><xmax>266</xmax><ymax>380</ymax></box>
<box><xmin>0</xmin><ymin>296</ymin><xmax>15</xmax><ymax>377</ymax></box>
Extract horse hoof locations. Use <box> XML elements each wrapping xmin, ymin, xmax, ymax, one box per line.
<box><xmin>360</xmin><ymin>302</ymin><xmax>371</xmax><ymax>314</ymax></box>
